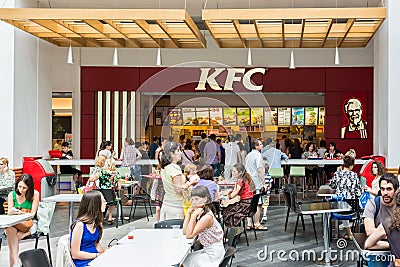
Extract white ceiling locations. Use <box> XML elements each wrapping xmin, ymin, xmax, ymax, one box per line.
<box><xmin>37</xmin><ymin>0</ymin><xmax>382</xmax><ymax>18</ymax></box>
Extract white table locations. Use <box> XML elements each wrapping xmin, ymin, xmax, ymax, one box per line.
<box><xmin>47</xmin><ymin>159</ymin><xmax>159</xmax><ymax>166</ymax></box>
<box><xmin>316</xmin><ymin>185</ymin><xmax>336</xmax><ymax>198</ymax></box>
<box><xmin>300</xmin><ymin>201</ymin><xmax>351</xmax><ymax>266</ymax></box>
<box><xmin>280</xmin><ymin>159</ymin><xmax>368</xmax><ymax>165</ymax></box>
<box><xmin>90</xmin><ymin>229</ymin><xmax>194</xmax><ymax>267</ymax></box>
<box><xmin>0</xmin><ymin>214</ymin><xmax>34</xmax><ymax>229</ymax></box>
<box><xmin>42</xmin><ymin>194</ymin><xmax>83</xmax><ymax>226</ymax></box>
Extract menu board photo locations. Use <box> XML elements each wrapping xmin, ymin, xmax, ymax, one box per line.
<box><xmin>291</xmin><ymin>107</ymin><xmax>305</xmax><ymax>126</ymax></box>
<box><xmin>318</xmin><ymin>107</ymin><xmax>325</xmax><ymax>125</ymax></box>
<box><xmin>278</xmin><ymin>107</ymin><xmax>291</xmax><ymax>125</ymax></box>
<box><xmin>155</xmin><ymin>107</ymin><xmax>169</xmax><ymax>126</ymax></box>
<box><xmin>196</xmin><ymin>108</ymin><xmax>210</xmax><ymax>126</ymax></box>
<box><xmin>237</xmin><ymin>108</ymin><xmax>251</xmax><ymax>126</ymax></box>
<box><xmin>182</xmin><ymin>108</ymin><xmax>197</xmax><ymax>125</ymax></box>
<box><xmin>305</xmin><ymin>107</ymin><xmax>318</xmax><ymax>125</ymax></box>
<box><xmin>223</xmin><ymin>108</ymin><xmax>237</xmax><ymax>125</ymax></box>
<box><xmin>251</xmin><ymin>108</ymin><xmax>264</xmax><ymax>125</ymax></box>
<box><xmin>264</xmin><ymin>107</ymin><xmax>278</xmax><ymax>126</ymax></box>
<box><xmin>210</xmin><ymin>108</ymin><xmax>223</xmax><ymax>125</ymax></box>
<box><xmin>168</xmin><ymin>108</ymin><xmax>182</xmax><ymax>125</ymax></box>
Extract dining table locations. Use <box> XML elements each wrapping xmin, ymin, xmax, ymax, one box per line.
<box><xmin>300</xmin><ymin>201</ymin><xmax>351</xmax><ymax>267</ymax></box>
<box><xmin>90</xmin><ymin>229</ymin><xmax>194</xmax><ymax>267</ymax></box>
<box><xmin>316</xmin><ymin>185</ymin><xmax>336</xmax><ymax>198</ymax></box>
<box><xmin>42</xmin><ymin>194</ymin><xmax>83</xmax><ymax>226</ymax></box>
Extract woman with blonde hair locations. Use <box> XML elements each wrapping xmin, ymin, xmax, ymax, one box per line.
<box><xmin>89</xmin><ymin>157</ymin><xmax>121</xmax><ymax>224</ymax></box>
<box><xmin>0</xmin><ymin>157</ymin><xmax>15</xmax><ymax>214</ymax></box>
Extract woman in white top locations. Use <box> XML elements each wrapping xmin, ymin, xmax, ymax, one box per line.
<box><xmin>160</xmin><ymin>142</ymin><xmax>186</xmax><ymax>220</ymax></box>
<box><xmin>182</xmin><ymin>185</ymin><xmax>225</xmax><ymax>267</ymax></box>
<box><xmin>364</xmin><ymin>161</ymin><xmax>386</xmax><ymax>196</ymax></box>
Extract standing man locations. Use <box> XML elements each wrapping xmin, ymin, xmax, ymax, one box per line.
<box><xmin>245</xmin><ymin>138</ymin><xmax>268</xmax><ymax>231</ymax></box>
<box><xmin>216</xmin><ymin>139</ymin><xmax>225</xmax><ymax>177</ymax></box>
<box><xmin>223</xmin><ymin>135</ymin><xmax>240</xmax><ymax>181</ymax></box>
<box><xmin>198</xmin><ymin>133</ymin><xmax>209</xmax><ymax>158</ymax></box>
<box><xmin>149</xmin><ymin>136</ymin><xmax>159</xmax><ymax>159</ymax></box>
<box><xmin>262</xmin><ymin>142</ymin><xmax>289</xmax><ymax>194</ymax></box>
<box><xmin>204</xmin><ymin>134</ymin><xmax>221</xmax><ymax>177</ymax></box>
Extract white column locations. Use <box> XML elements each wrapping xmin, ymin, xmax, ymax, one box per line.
<box><xmin>374</xmin><ymin>0</ymin><xmax>400</xmax><ymax>168</ymax></box>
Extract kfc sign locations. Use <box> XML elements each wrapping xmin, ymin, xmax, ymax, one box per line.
<box><xmin>195</xmin><ymin>68</ymin><xmax>266</xmax><ymax>91</ymax></box>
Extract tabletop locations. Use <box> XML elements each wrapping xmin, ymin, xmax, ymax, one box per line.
<box><xmin>90</xmin><ymin>229</ymin><xmax>194</xmax><ymax>267</ymax></box>
<box><xmin>280</xmin><ymin>159</ymin><xmax>368</xmax><ymax>165</ymax></box>
<box><xmin>42</xmin><ymin>194</ymin><xmax>83</xmax><ymax>203</ymax></box>
<box><xmin>0</xmin><ymin>214</ymin><xmax>34</xmax><ymax>228</ymax></box>
<box><xmin>47</xmin><ymin>159</ymin><xmax>159</xmax><ymax>166</ymax></box>
<box><xmin>300</xmin><ymin>201</ymin><xmax>351</xmax><ymax>215</ymax></box>
<box><xmin>120</xmin><ymin>181</ymin><xmax>139</xmax><ymax>188</ymax></box>
<box><xmin>316</xmin><ymin>187</ymin><xmax>336</xmax><ymax>197</ymax></box>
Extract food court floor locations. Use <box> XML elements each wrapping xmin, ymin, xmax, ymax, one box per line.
<box><xmin>0</xmin><ymin>198</ymin><xmax>359</xmax><ymax>267</ymax></box>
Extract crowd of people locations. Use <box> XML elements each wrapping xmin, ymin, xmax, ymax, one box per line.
<box><xmin>2</xmin><ymin>134</ymin><xmax>400</xmax><ymax>267</ymax></box>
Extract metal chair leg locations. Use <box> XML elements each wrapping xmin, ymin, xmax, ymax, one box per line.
<box><xmin>311</xmin><ymin>215</ymin><xmax>318</xmax><ymax>244</ymax></box>
<box><xmin>293</xmin><ymin>214</ymin><xmax>300</xmax><ymax>244</ymax></box>
<box><xmin>47</xmin><ymin>234</ymin><xmax>53</xmax><ymax>267</ymax></box>
<box><xmin>242</xmin><ymin>219</ymin><xmax>249</xmax><ymax>246</ymax></box>
<box><xmin>251</xmin><ymin>217</ymin><xmax>257</xmax><ymax>240</ymax></box>
<box><xmin>301</xmin><ymin>214</ymin><xmax>305</xmax><ymax>230</ymax></box>
<box><xmin>284</xmin><ymin>208</ymin><xmax>290</xmax><ymax>232</ymax></box>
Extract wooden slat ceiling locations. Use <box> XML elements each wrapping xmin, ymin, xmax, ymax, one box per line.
<box><xmin>0</xmin><ymin>8</ymin><xmax>206</xmax><ymax>48</ymax></box>
<box><xmin>203</xmin><ymin>7</ymin><xmax>386</xmax><ymax>48</ymax></box>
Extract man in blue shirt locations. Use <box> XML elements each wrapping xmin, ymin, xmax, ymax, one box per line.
<box><xmin>262</xmin><ymin>142</ymin><xmax>289</xmax><ymax>194</ymax></box>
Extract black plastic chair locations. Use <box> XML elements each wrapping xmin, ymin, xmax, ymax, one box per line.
<box><xmin>19</xmin><ymin>248</ymin><xmax>51</xmax><ymax>267</ymax></box>
<box><xmin>154</xmin><ymin>219</ymin><xmax>184</xmax><ymax>229</ymax></box>
<box><xmin>225</xmin><ymin>226</ymin><xmax>243</xmax><ymax>248</ymax></box>
<box><xmin>129</xmin><ymin>184</ymin><xmax>153</xmax><ymax>221</ymax></box>
<box><xmin>219</xmin><ymin>246</ymin><xmax>237</xmax><ymax>267</ymax></box>
<box><xmin>284</xmin><ymin>185</ymin><xmax>318</xmax><ymax>244</ymax></box>
<box><xmin>241</xmin><ymin>194</ymin><xmax>260</xmax><ymax>246</ymax></box>
<box><xmin>97</xmin><ymin>188</ymin><xmax>124</xmax><ymax>228</ymax></box>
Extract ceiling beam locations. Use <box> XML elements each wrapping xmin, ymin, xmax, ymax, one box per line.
<box><xmin>104</xmin><ymin>20</ymin><xmax>141</xmax><ymax>48</ymax></box>
<box><xmin>232</xmin><ymin>20</ymin><xmax>246</xmax><ymax>48</ymax></box>
<box><xmin>338</xmin><ymin>18</ymin><xmax>355</xmax><ymax>47</ymax></box>
<box><xmin>321</xmin><ymin>19</ymin><xmax>333</xmax><ymax>48</ymax></box>
<box><xmin>134</xmin><ymin>20</ymin><xmax>163</xmax><ymax>47</ymax></box>
<box><xmin>253</xmin><ymin>21</ymin><xmax>264</xmax><ymax>48</ymax></box>
<box><xmin>155</xmin><ymin>20</ymin><xmax>180</xmax><ymax>48</ymax></box>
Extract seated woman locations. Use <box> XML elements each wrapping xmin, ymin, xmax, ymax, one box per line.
<box><xmin>0</xmin><ymin>157</ymin><xmax>15</xmax><ymax>214</ymax></box>
<box><xmin>70</xmin><ymin>190</ymin><xmax>106</xmax><ymax>267</ymax></box>
<box><xmin>89</xmin><ymin>157</ymin><xmax>121</xmax><ymax>224</ymax></box>
<box><xmin>6</xmin><ymin>174</ymin><xmax>40</xmax><ymax>267</ymax></box>
<box><xmin>182</xmin><ymin>186</ymin><xmax>225</xmax><ymax>267</ymax></box>
<box><xmin>364</xmin><ymin>161</ymin><xmax>386</xmax><ymax>196</ymax></box>
<box><xmin>222</xmin><ymin>163</ymin><xmax>255</xmax><ymax>227</ymax></box>
<box><xmin>365</xmin><ymin>191</ymin><xmax>400</xmax><ymax>267</ymax></box>
<box><xmin>329</xmin><ymin>155</ymin><xmax>362</xmax><ymax>240</ymax></box>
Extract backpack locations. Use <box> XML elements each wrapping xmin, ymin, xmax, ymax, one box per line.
<box><xmin>359</xmin><ymin>196</ymin><xmax>380</xmax><ymax>233</ymax></box>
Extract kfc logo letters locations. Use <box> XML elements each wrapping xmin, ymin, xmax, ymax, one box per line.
<box><xmin>195</xmin><ymin>68</ymin><xmax>266</xmax><ymax>91</ymax></box>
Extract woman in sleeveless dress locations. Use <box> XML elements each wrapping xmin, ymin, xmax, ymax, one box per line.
<box><xmin>6</xmin><ymin>174</ymin><xmax>40</xmax><ymax>267</ymax></box>
<box><xmin>70</xmin><ymin>190</ymin><xmax>107</xmax><ymax>267</ymax></box>
<box><xmin>182</xmin><ymin>185</ymin><xmax>225</xmax><ymax>267</ymax></box>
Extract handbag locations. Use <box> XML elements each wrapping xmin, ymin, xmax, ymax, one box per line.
<box><xmin>14</xmin><ymin>218</ymin><xmax>33</xmax><ymax>233</ymax></box>
<box><xmin>79</xmin><ymin>180</ymin><xmax>98</xmax><ymax>194</ymax></box>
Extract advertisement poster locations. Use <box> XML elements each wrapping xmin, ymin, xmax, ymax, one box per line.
<box><xmin>278</xmin><ymin>107</ymin><xmax>291</xmax><ymax>125</ymax></box>
<box><xmin>155</xmin><ymin>107</ymin><xmax>169</xmax><ymax>126</ymax></box>
<box><xmin>341</xmin><ymin>93</ymin><xmax>368</xmax><ymax>139</ymax></box>
<box><xmin>303</xmin><ymin>125</ymin><xmax>316</xmax><ymax>141</ymax></box>
<box><xmin>305</xmin><ymin>107</ymin><xmax>318</xmax><ymax>125</ymax></box>
<box><xmin>251</xmin><ymin>108</ymin><xmax>264</xmax><ymax>125</ymax></box>
<box><xmin>168</xmin><ymin>108</ymin><xmax>182</xmax><ymax>126</ymax></box>
<box><xmin>264</xmin><ymin>107</ymin><xmax>278</xmax><ymax>126</ymax></box>
<box><xmin>318</xmin><ymin>107</ymin><xmax>325</xmax><ymax>126</ymax></box>
<box><xmin>196</xmin><ymin>108</ymin><xmax>210</xmax><ymax>126</ymax></box>
<box><xmin>209</xmin><ymin>108</ymin><xmax>223</xmax><ymax>125</ymax></box>
<box><xmin>182</xmin><ymin>108</ymin><xmax>197</xmax><ymax>125</ymax></box>
<box><xmin>223</xmin><ymin>108</ymin><xmax>237</xmax><ymax>125</ymax></box>
<box><xmin>291</xmin><ymin>107</ymin><xmax>304</xmax><ymax>126</ymax></box>
<box><xmin>237</xmin><ymin>108</ymin><xmax>251</xmax><ymax>126</ymax></box>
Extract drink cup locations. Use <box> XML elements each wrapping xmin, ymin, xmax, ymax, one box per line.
<box><xmin>127</xmin><ymin>226</ymin><xmax>135</xmax><ymax>240</ymax></box>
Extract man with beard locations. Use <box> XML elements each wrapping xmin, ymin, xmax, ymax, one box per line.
<box><xmin>341</xmin><ymin>98</ymin><xmax>368</xmax><ymax>138</ymax></box>
<box><xmin>363</xmin><ymin>173</ymin><xmax>399</xmax><ymax>237</ymax></box>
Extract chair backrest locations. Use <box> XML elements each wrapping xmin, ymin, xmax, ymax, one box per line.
<box><xmin>269</xmin><ymin>168</ymin><xmax>284</xmax><ymax>178</ymax></box>
<box><xmin>290</xmin><ymin>166</ymin><xmax>305</xmax><ymax>177</ymax></box>
<box><xmin>36</xmin><ymin>202</ymin><xmax>56</xmax><ymax>234</ymax></box>
<box><xmin>247</xmin><ymin>194</ymin><xmax>260</xmax><ymax>216</ymax></box>
<box><xmin>154</xmin><ymin>219</ymin><xmax>184</xmax><ymax>229</ymax></box>
<box><xmin>287</xmin><ymin>185</ymin><xmax>300</xmax><ymax>213</ymax></box>
<box><xmin>56</xmin><ymin>234</ymin><xmax>76</xmax><ymax>267</ymax></box>
<box><xmin>283</xmin><ymin>186</ymin><xmax>292</xmax><ymax>210</ymax></box>
<box><xmin>225</xmin><ymin>227</ymin><xmax>243</xmax><ymax>247</ymax></box>
<box><xmin>116</xmin><ymin>167</ymin><xmax>130</xmax><ymax>178</ymax></box>
<box><xmin>20</xmin><ymin>248</ymin><xmax>52</xmax><ymax>267</ymax></box>
<box><xmin>219</xmin><ymin>246</ymin><xmax>237</xmax><ymax>267</ymax></box>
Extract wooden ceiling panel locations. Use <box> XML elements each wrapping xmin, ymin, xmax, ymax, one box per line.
<box><xmin>203</xmin><ymin>7</ymin><xmax>386</xmax><ymax>48</ymax></box>
<box><xmin>0</xmin><ymin>8</ymin><xmax>206</xmax><ymax>48</ymax></box>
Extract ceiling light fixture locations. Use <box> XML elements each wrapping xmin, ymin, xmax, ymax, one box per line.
<box><xmin>67</xmin><ymin>44</ymin><xmax>73</xmax><ymax>64</ymax></box>
<box><xmin>289</xmin><ymin>0</ymin><xmax>295</xmax><ymax>69</ymax></box>
<box><xmin>112</xmin><ymin>47</ymin><xmax>119</xmax><ymax>66</ymax></box>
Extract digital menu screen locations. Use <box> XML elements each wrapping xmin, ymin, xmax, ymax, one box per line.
<box><xmin>210</xmin><ymin>108</ymin><xmax>223</xmax><ymax>125</ymax></box>
<box><xmin>251</xmin><ymin>108</ymin><xmax>264</xmax><ymax>126</ymax></box>
<box><xmin>305</xmin><ymin>107</ymin><xmax>318</xmax><ymax>125</ymax></box>
<box><xmin>291</xmin><ymin>107</ymin><xmax>305</xmax><ymax>126</ymax></box>
<box><xmin>278</xmin><ymin>107</ymin><xmax>291</xmax><ymax>125</ymax></box>
<box><xmin>265</xmin><ymin>107</ymin><xmax>278</xmax><ymax>126</ymax></box>
<box><xmin>223</xmin><ymin>108</ymin><xmax>237</xmax><ymax>126</ymax></box>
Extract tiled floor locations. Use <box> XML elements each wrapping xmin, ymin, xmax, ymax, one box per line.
<box><xmin>1</xmin><ymin>194</ymin><xmax>361</xmax><ymax>267</ymax></box>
